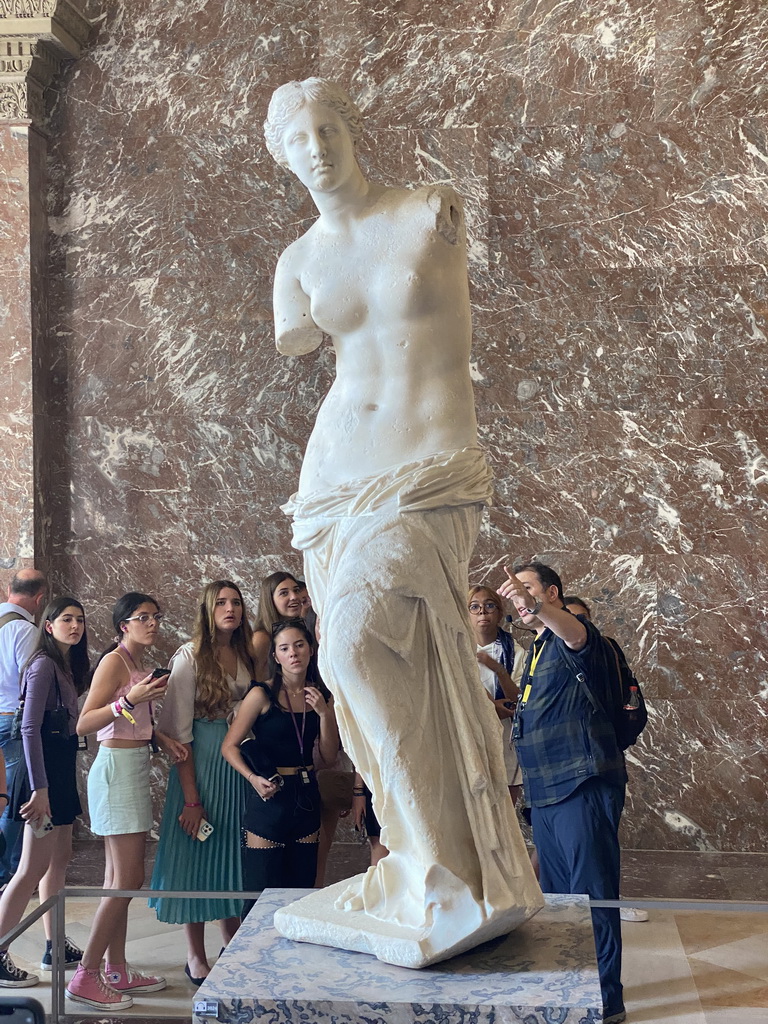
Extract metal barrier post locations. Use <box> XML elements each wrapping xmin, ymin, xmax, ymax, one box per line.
<box><xmin>52</xmin><ymin>888</ymin><xmax>66</xmax><ymax>1022</ymax></box>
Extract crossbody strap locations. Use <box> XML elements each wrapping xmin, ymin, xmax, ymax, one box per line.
<box><xmin>0</xmin><ymin>611</ymin><xmax>26</xmax><ymax>631</ymax></box>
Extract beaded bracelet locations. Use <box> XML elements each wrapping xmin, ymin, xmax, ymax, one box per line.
<box><xmin>184</xmin><ymin>801</ymin><xmax>202</xmax><ymax>808</ymax></box>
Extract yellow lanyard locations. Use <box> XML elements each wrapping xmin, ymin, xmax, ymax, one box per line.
<box><xmin>529</xmin><ymin>638</ymin><xmax>547</xmax><ymax>676</ymax></box>
<box><xmin>522</xmin><ymin>638</ymin><xmax>547</xmax><ymax>705</ymax></box>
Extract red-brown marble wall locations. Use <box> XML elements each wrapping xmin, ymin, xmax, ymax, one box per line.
<box><xmin>0</xmin><ymin>123</ymin><xmax>37</xmax><ymax>589</ymax></box>
<box><xmin>31</xmin><ymin>0</ymin><xmax>768</xmax><ymax>850</ymax></box>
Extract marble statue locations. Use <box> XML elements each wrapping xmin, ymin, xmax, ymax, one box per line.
<box><xmin>265</xmin><ymin>78</ymin><xmax>543</xmax><ymax>968</ymax></box>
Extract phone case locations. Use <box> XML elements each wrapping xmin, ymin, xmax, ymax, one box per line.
<box><xmin>196</xmin><ymin>819</ymin><xmax>214</xmax><ymax>842</ymax></box>
<box><xmin>30</xmin><ymin>815</ymin><xmax>53</xmax><ymax>839</ymax></box>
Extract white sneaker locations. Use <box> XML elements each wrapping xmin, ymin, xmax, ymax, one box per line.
<box><xmin>620</xmin><ymin>906</ymin><xmax>649</xmax><ymax>922</ymax></box>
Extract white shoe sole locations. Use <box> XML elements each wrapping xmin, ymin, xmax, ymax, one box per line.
<box><xmin>114</xmin><ymin>979</ymin><xmax>167</xmax><ymax>993</ymax></box>
<box><xmin>40</xmin><ymin>961</ymin><xmax>80</xmax><ymax>972</ymax></box>
<box><xmin>0</xmin><ymin>977</ymin><xmax>39</xmax><ymax>988</ymax></box>
<box><xmin>620</xmin><ymin>908</ymin><xmax>649</xmax><ymax>922</ymax></box>
<box><xmin>65</xmin><ymin>990</ymin><xmax>133</xmax><ymax>1010</ymax></box>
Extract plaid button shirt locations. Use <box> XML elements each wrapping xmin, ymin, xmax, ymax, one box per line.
<box><xmin>513</xmin><ymin>618</ymin><xmax>627</xmax><ymax>807</ymax></box>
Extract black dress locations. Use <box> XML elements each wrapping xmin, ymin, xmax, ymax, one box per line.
<box><xmin>241</xmin><ymin>682</ymin><xmax>322</xmax><ymax>914</ymax></box>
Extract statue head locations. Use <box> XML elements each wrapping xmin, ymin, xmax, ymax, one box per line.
<box><xmin>264</xmin><ymin>78</ymin><xmax>364</xmax><ymax>168</ymax></box>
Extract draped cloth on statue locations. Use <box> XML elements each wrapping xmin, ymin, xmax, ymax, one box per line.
<box><xmin>278</xmin><ymin>447</ymin><xmax>543</xmax><ymax>965</ymax></box>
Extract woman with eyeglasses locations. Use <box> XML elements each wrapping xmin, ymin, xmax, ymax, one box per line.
<box><xmin>0</xmin><ymin>597</ymin><xmax>89</xmax><ymax>990</ymax></box>
<box><xmin>251</xmin><ymin>572</ymin><xmax>305</xmax><ymax>681</ymax></box>
<box><xmin>221</xmin><ymin>619</ymin><xmax>338</xmax><ymax>917</ymax></box>
<box><xmin>149</xmin><ymin>581</ymin><xmax>255</xmax><ymax>986</ymax></box>
<box><xmin>67</xmin><ymin>593</ymin><xmax>186</xmax><ymax>1012</ymax></box>
<box><xmin>467</xmin><ymin>585</ymin><xmax>525</xmax><ymax>806</ymax></box>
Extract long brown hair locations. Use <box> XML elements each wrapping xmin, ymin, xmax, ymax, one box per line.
<box><xmin>253</xmin><ymin>571</ymin><xmax>300</xmax><ymax>634</ymax></box>
<box><xmin>192</xmin><ymin>580</ymin><xmax>255</xmax><ymax>719</ymax></box>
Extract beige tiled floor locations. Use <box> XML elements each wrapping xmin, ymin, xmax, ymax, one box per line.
<box><xmin>6</xmin><ymin>896</ymin><xmax>767</xmax><ymax>1022</ymax></box>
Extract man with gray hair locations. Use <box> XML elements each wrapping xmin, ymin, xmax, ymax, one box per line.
<box><xmin>0</xmin><ymin>569</ymin><xmax>47</xmax><ymax>885</ymax></box>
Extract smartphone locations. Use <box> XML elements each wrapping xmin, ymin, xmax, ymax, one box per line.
<box><xmin>196</xmin><ymin>819</ymin><xmax>214</xmax><ymax>842</ymax></box>
<box><xmin>30</xmin><ymin>814</ymin><xmax>53</xmax><ymax>839</ymax></box>
<box><xmin>151</xmin><ymin>668</ymin><xmax>171</xmax><ymax>680</ymax></box>
<box><xmin>0</xmin><ymin>996</ymin><xmax>46</xmax><ymax>1023</ymax></box>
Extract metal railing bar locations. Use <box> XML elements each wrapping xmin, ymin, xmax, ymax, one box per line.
<box><xmin>590</xmin><ymin>898</ymin><xmax>768</xmax><ymax>912</ymax></box>
<box><xmin>0</xmin><ymin>893</ymin><xmax>59</xmax><ymax>948</ymax></box>
<box><xmin>63</xmin><ymin>887</ymin><xmax>260</xmax><ymax>899</ymax></box>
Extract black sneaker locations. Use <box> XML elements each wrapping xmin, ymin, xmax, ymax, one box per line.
<box><xmin>0</xmin><ymin>950</ymin><xmax>39</xmax><ymax>987</ymax></box>
<box><xmin>40</xmin><ymin>936</ymin><xmax>82</xmax><ymax>971</ymax></box>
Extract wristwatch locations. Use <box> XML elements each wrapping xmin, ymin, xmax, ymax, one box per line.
<box><xmin>524</xmin><ymin>599</ymin><xmax>543</xmax><ymax>616</ymax></box>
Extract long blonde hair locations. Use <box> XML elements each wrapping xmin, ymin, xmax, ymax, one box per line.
<box><xmin>192</xmin><ymin>580</ymin><xmax>254</xmax><ymax>719</ymax></box>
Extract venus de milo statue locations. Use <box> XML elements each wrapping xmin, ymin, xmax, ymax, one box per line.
<box><xmin>264</xmin><ymin>78</ymin><xmax>543</xmax><ymax>968</ymax></box>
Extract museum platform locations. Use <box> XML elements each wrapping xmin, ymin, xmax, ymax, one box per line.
<box><xmin>192</xmin><ymin>887</ymin><xmax>602</xmax><ymax>1024</ymax></box>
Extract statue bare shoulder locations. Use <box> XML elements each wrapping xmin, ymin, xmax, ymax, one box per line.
<box><xmin>273</xmin><ymin>232</ymin><xmax>323</xmax><ymax>356</ymax></box>
<box><xmin>397</xmin><ymin>183</ymin><xmax>466</xmax><ymax>247</ymax></box>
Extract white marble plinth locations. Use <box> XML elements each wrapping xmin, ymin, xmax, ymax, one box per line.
<box><xmin>273</xmin><ymin>872</ymin><xmax>541</xmax><ymax>968</ymax></box>
<box><xmin>192</xmin><ymin>887</ymin><xmax>603</xmax><ymax>1024</ymax></box>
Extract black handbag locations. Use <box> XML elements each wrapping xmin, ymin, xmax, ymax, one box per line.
<box><xmin>10</xmin><ymin>670</ymin><xmax>69</xmax><ymax>742</ymax></box>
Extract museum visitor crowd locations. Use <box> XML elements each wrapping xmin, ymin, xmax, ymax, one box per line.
<box><xmin>0</xmin><ymin>563</ymin><xmax>639</xmax><ymax>1022</ymax></box>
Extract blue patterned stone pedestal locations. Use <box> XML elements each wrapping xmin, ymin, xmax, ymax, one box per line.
<box><xmin>192</xmin><ymin>888</ymin><xmax>602</xmax><ymax>1024</ymax></box>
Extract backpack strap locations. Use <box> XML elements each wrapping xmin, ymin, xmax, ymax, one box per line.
<box><xmin>558</xmin><ymin>642</ymin><xmax>609</xmax><ymax>718</ymax></box>
<box><xmin>0</xmin><ymin>611</ymin><xmax>26</xmax><ymax>631</ymax></box>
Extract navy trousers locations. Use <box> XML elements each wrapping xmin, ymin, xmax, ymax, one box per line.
<box><xmin>532</xmin><ymin>777</ymin><xmax>625</xmax><ymax>1017</ymax></box>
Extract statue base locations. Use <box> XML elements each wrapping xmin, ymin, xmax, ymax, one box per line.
<box><xmin>272</xmin><ymin>872</ymin><xmax>542</xmax><ymax>969</ymax></box>
<box><xmin>192</xmin><ymin>887</ymin><xmax>602</xmax><ymax>1024</ymax></box>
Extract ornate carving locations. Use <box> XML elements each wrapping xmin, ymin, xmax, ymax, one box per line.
<box><xmin>0</xmin><ymin>2</ymin><xmax>57</xmax><ymax>16</ymax></box>
<box><xmin>0</xmin><ymin>1</ymin><xmax>96</xmax><ymax>125</ymax></box>
<box><xmin>0</xmin><ymin>76</ymin><xmax>42</xmax><ymax>120</ymax></box>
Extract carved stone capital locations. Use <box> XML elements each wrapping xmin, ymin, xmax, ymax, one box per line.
<box><xmin>0</xmin><ymin>1</ymin><xmax>96</xmax><ymax>126</ymax></box>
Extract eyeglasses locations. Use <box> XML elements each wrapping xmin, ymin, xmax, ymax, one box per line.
<box><xmin>468</xmin><ymin>601</ymin><xmax>500</xmax><ymax>614</ymax></box>
<box><xmin>124</xmin><ymin>613</ymin><xmax>164</xmax><ymax>624</ymax></box>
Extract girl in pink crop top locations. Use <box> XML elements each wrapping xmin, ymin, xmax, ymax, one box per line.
<box><xmin>95</xmin><ymin>666</ymin><xmax>154</xmax><ymax>743</ymax></box>
<box><xmin>69</xmin><ymin>593</ymin><xmax>187</xmax><ymax>1012</ymax></box>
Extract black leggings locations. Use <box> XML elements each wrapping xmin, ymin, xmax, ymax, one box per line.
<box><xmin>241</xmin><ymin>777</ymin><xmax>320</xmax><ymax>917</ymax></box>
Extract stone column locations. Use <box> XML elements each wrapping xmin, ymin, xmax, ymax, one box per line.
<box><xmin>0</xmin><ymin>1</ymin><xmax>94</xmax><ymax>588</ymax></box>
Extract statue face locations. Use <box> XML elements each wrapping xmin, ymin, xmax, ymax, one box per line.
<box><xmin>282</xmin><ymin>101</ymin><xmax>358</xmax><ymax>193</ymax></box>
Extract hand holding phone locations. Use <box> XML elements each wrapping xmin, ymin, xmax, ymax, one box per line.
<box><xmin>196</xmin><ymin>819</ymin><xmax>214</xmax><ymax>842</ymax></box>
<box><xmin>30</xmin><ymin>814</ymin><xmax>53</xmax><ymax>839</ymax></box>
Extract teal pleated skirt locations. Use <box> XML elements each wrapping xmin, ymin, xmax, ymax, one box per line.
<box><xmin>148</xmin><ymin>718</ymin><xmax>245</xmax><ymax>923</ymax></box>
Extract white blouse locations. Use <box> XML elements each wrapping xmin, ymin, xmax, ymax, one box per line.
<box><xmin>155</xmin><ymin>642</ymin><xmax>252</xmax><ymax>744</ymax></box>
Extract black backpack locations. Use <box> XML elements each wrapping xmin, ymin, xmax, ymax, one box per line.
<box><xmin>561</xmin><ymin>630</ymin><xmax>648</xmax><ymax>752</ymax></box>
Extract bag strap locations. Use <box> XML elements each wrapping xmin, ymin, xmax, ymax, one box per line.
<box><xmin>0</xmin><ymin>611</ymin><xmax>26</xmax><ymax>631</ymax></box>
<box><xmin>18</xmin><ymin>657</ymin><xmax>66</xmax><ymax>707</ymax></box>
<box><xmin>558</xmin><ymin>643</ymin><xmax>606</xmax><ymax>716</ymax></box>
<box><xmin>606</xmin><ymin>638</ymin><xmax>623</xmax><ymax>699</ymax></box>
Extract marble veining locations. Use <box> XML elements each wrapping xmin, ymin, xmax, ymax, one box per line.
<box><xmin>0</xmin><ymin>0</ymin><xmax>761</xmax><ymax>854</ymax></box>
<box><xmin>194</xmin><ymin>888</ymin><xmax>602</xmax><ymax>1024</ymax></box>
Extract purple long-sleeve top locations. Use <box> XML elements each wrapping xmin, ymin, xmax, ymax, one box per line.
<box><xmin>21</xmin><ymin>653</ymin><xmax>78</xmax><ymax>792</ymax></box>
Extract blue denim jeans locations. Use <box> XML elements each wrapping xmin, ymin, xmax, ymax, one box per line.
<box><xmin>0</xmin><ymin>714</ymin><xmax>24</xmax><ymax>883</ymax></box>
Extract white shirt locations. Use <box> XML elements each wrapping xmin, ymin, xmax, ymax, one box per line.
<box><xmin>155</xmin><ymin>642</ymin><xmax>252</xmax><ymax>744</ymax></box>
<box><xmin>477</xmin><ymin>639</ymin><xmax>502</xmax><ymax>699</ymax></box>
<box><xmin>0</xmin><ymin>602</ymin><xmax>37</xmax><ymax>711</ymax></box>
